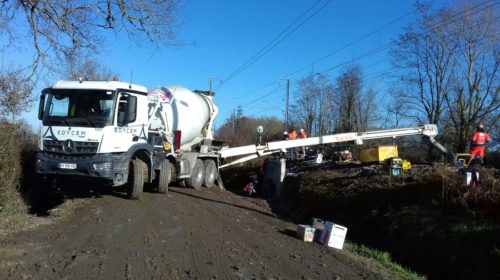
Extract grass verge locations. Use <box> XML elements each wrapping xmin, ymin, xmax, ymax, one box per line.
<box><xmin>344</xmin><ymin>242</ymin><xmax>426</xmax><ymax>280</ymax></box>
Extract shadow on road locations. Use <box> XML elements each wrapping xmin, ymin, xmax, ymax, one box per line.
<box><xmin>169</xmin><ymin>188</ymin><xmax>276</xmax><ymax>218</ymax></box>
<box><xmin>278</xmin><ymin>229</ymin><xmax>297</xmax><ymax>238</ymax></box>
<box><xmin>25</xmin><ymin>178</ymin><xmax>141</xmax><ymax>216</ymax></box>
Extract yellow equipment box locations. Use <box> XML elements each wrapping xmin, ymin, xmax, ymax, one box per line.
<box><xmin>402</xmin><ymin>160</ymin><xmax>411</xmax><ymax>171</ymax></box>
<box><xmin>360</xmin><ymin>145</ymin><xmax>399</xmax><ymax>164</ymax></box>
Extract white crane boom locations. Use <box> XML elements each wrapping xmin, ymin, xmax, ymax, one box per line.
<box><xmin>218</xmin><ymin>124</ymin><xmax>438</xmax><ymax>168</ymax></box>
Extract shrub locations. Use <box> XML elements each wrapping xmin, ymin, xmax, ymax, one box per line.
<box><xmin>0</xmin><ymin>121</ymin><xmax>36</xmax><ymax>216</ymax></box>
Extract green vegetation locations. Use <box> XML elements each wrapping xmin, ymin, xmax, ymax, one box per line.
<box><xmin>345</xmin><ymin>242</ymin><xmax>425</xmax><ymax>280</ymax></box>
<box><xmin>0</xmin><ymin>122</ymin><xmax>35</xmax><ymax>217</ymax></box>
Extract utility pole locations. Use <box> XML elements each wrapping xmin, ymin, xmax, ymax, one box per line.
<box><xmin>232</xmin><ymin>109</ymin><xmax>236</xmax><ymax>135</ymax></box>
<box><xmin>208</xmin><ymin>77</ymin><xmax>220</xmax><ymax>94</ymax></box>
<box><xmin>280</xmin><ymin>78</ymin><xmax>290</xmax><ymax>131</ymax></box>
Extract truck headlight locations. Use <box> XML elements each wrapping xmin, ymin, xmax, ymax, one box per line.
<box><xmin>92</xmin><ymin>162</ymin><xmax>112</xmax><ymax>171</ymax></box>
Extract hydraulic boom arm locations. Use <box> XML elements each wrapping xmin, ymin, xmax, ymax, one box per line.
<box><xmin>218</xmin><ymin>124</ymin><xmax>439</xmax><ymax>168</ymax></box>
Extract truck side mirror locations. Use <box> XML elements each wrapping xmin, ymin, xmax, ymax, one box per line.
<box><xmin>38</xmin><ymin>93</ymin><xmax>46</xmax><ymax>120</ymax></box>
<box><xmin>125</xmin><ymin>95</ymin><xmax>137</xmax><ymax>123</ymax></box>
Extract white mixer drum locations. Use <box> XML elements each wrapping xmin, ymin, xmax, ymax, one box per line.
<box><xmin>148</xmin><ymin>86</ymin><xmax>217</xmax><ymax>146</ymax></box>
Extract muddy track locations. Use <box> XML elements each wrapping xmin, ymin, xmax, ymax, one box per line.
<box><xmin>0</xmin><ymin>186</ymin><xmax>400</xmax><ymax>280</ymax></box>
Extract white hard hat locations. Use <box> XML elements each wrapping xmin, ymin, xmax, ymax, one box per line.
<box><xmin>284</xmin><ymin>131</ymin><xmax>288</xmax><ymax>135</ymax></box>
<box><xmin>300</xmin><ymin>129</ymin><xmax>304</xmax><ymax>132</ymax></box>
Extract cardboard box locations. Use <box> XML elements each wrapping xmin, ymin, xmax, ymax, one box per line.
<box><xmin>311</xmin><ymin>218</ymin><xmax>325</xmax><ymax>230</ymax></box>
<box><xmin>320</xmin><ymin>222</ymin><xmax>348</xmax><ymax>249</ymax></box>
<box><xmin>297</xmin><ymin>224</ymin><xmax>316</xmax><ymax>242</ymax></box>
<box><xmin>311</xmin><ymin>218</ymin><xmax>325</xmax><ymax>242</ymax></box>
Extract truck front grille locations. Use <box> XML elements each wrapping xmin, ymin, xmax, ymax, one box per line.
<box><xmin>43</xmin><ymin>140</ymin><xmax>99</xmax><ymax>155</ymax></box>
<box><xmin>42</xmin><ymin>153</ymin><xmax>95</xmax><ymax>161</ymax></box>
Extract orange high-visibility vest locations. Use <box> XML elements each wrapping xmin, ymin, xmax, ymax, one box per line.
<box><xmin>472</xmin><ymin>132</ymin><xmax>490</xmax><ymax>146</ymax></box>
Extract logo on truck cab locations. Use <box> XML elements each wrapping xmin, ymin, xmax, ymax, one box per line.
<box><xmin>114</xmin><ymin>127</ymin><xmax>138</xmax><ymax>134</ymax></box>
<box><xmin>63</xmin><ymin>139</ymin><xmax>76</xmax><ymax>153</ymax></box>
<box><xmin>57</xmin><ymin>130</ymin><xmax>86</xmax><ymax>137</ymax></box>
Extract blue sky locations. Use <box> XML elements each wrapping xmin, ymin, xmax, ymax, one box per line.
<box><xmin>19</xmin><ymin>0</ymin><xmax>453</xmax><ymax>130</ymax></box>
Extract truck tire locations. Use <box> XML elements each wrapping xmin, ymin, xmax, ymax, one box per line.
<box><xmin>186</xmin><ymin>159</ymin><xmax>204</xmax><ymax>190</ymax></box>
<box><xmin>127</xmin><ymin>160</ymin><xmax>145</xmax><ymax>199</ymax></box>
<box><xmin>158</xmin><ymin>160</ymin><xmax>172</xmax><ymax>194</ymax></box>
<box><xmin>203</xmin><ymin>160</ymin><xmax>217</xmax><ymax>188</ymax></box>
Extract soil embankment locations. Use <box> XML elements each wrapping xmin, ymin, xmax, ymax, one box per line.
<box><xmin>268</xmin><ymin>163</ymin><xmax>500</xmax><ymax>280</ymax></box>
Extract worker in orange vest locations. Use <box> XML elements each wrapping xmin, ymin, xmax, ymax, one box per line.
<box><xmin>469</xmin><ymin>123</ymin><xmax>490</xmax><ymax>162</ymax></box>
<box><xmin>297</xmin><ymin>129</ymin><xmax>307</xmax><ymax>139</ymax></box>
<box><xmin>288</xmin><ymin>130</ymin><xmax>297</xmax><ymax>160</ymax></box>
<box><xmin>296</xmin><ymin>129</ymin><xmax>307</xmax><ymax>159</ymax></box>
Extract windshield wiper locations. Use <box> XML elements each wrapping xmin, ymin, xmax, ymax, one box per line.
<box><xmin>65</xmin><ymin>117</ymin><xmax>96</xmax><ymax>127</ymax></box>
<box><xmin>86</xmin><ymin>118</ymin><xmax>96</xmax><ymax>127</ymax></box>
<box><xmin>45</xmin><ymin>117</ymin><xmax>70</xmax><ymax>126</ymax></box>
<box><xmin>60</xmin><ymin>118</ymin><xmax>70</xmax><ymax>126</ymax></box>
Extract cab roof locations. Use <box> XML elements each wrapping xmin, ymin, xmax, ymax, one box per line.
<box><xmin>50</xmin><ymin>80</ymin><xmax>147</xmax><ymax>93</ymax></box>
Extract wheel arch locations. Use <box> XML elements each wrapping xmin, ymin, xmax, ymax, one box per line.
<box><xmin>126</xmin><ymin>143</ymin><xmax>154</xmax><ymax>183</ymax></box>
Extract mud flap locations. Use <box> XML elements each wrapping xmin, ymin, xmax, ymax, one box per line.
<box><xmin>215</xmin><ymin>171</ymin><xmax>225</xmax><ymax>190</ymax></box>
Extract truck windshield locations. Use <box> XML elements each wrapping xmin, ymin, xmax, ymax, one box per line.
<box><xmin>42</xmin><ymin>89</ymin><xmax>116</xmax><ymax>128</ymax></box>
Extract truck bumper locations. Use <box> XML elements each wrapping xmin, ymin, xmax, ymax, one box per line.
<box><xmin>35</xmin><ymin>152</ymin><xmax>129</xmax><ymax>186</ymax></box>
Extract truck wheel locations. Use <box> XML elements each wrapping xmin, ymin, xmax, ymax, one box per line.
<box><xmin>158</xmin><ymin>160</ymin><xmax>172</xmax><ymax>194</ymax></box>
<box><xmin>186</xmin><ymin>159</ymin><xmax>204</xmax><ymax>190</ymax></box>
<box><xmin>127</xmin><ymin>160</ymin><xmax>145</xmax><ymax>199</ymax></box>
<box><xmin>203</xmin><ymin>160</ymin><xmax>217</xmax><ymax>188</ymax></box>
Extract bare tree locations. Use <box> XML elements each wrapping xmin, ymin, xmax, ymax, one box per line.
<box><xmin>0</xmin><ymin>69</ymin><xmax>34</xmax><ymax>123</ymax></box>
<box><xmin>0</xmin><ymin>0</ymin><xmax>180</xmax><ymax>77</ymax></box>
<box><xmin>440</xmin><ymin>2</ymin><xmax>499</xmax><ymax>151</ymax></box>
<box><xmin>336</xmin><ymin>65</ymin><xmax>375</xmax><ymax>132</ymax></box>
<box><xmin>0</xmin><ymin>0</ymin><xmax>180</xmax><ymax>123</ymax></box>
<box><xmin>216</xmin><ymin>107</ymin><xmax>284</xmax><ymax>146</ymax></box>
<box><xmin>291</xmin><ymin>74</ymin><xmax>317</xmax><ymax>134</ymax></box>
<box><xmin>390</xmin><ymin>4</ymin><xmax>453</xmax><ymax>127</ymax></box>
<box><xmin>390</xmin><ymin>1</ymin><xmax>498</xmax><ymax>152</ymax></box>
<box><xmin>0</xmin><ymin>70</ymin><xmax>33</xmax><ymax>123</ymax></box>
<box><xmin>383</xmin><ymin>89</ymin><xmax>406</xmax><ymax>128</ymax></box>
<box><xmin>66</xmin><ymin>57</ymin><xmax>117</xmax><ymax>81</ymax></box>
<box><xmin>291</xmin><ymin>73</ymin><xmax>337</xmax><ymax>136</ymax></box>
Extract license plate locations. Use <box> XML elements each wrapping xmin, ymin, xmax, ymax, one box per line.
<box><xmin>58</xmin><ymin>163</ymin><xmax>77</xmax><ymax>169</ymax></box>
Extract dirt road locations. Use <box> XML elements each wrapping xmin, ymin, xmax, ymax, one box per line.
<box><xmin>0</xmin><ymin>186</ymin><xmax>401</xmax><ymax>280</ymax></box>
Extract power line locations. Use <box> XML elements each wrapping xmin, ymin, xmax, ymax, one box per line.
<box><xmin>241</xmin><ymin>85</ymin><xmax>284</xmax><ymax>108</ymax></box>
<box><xmin>226</xmin><ymin>1</ymin><xmax>499</xmax><ymax>117</ymax></box>
<box><xmin>221</xmin><ymin>5</ymin><xmax>418</xmax><ymax>104</ymax></box>
<box><xmin>284</xmin><ymin>9</ymin><xmax>418</xmax><ymax>79</ymax></box>
<box><xmin>217</xmin><ymin>0</ymin><xmax>332</xmax><ymax>91</ymax></box>
<box><xmin>230</xmin><ymin>0</ymin><xmax>497</xmax><ymax>109</ymax></box>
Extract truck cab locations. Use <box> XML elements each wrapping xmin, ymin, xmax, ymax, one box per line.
<box><xmin>36</xmin><ymin>80</ymin><xmax>152</xmax><ymax>196</ymax></box>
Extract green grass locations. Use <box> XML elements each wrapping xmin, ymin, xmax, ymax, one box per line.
<box><xmin>344</xmin><ymin>242</ymin><xmax>426</xmax><ymax>280</ymax></box>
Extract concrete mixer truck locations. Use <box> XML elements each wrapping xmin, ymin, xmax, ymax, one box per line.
<box><xmin>35</xmin><ymin>80</ymin><xmax>225</xmax><ymax>199</ymax></box>
<box><xmin>34</xmin><ymin>79</ymin><xmax>443</xmax><ymax>200</ymax></box>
